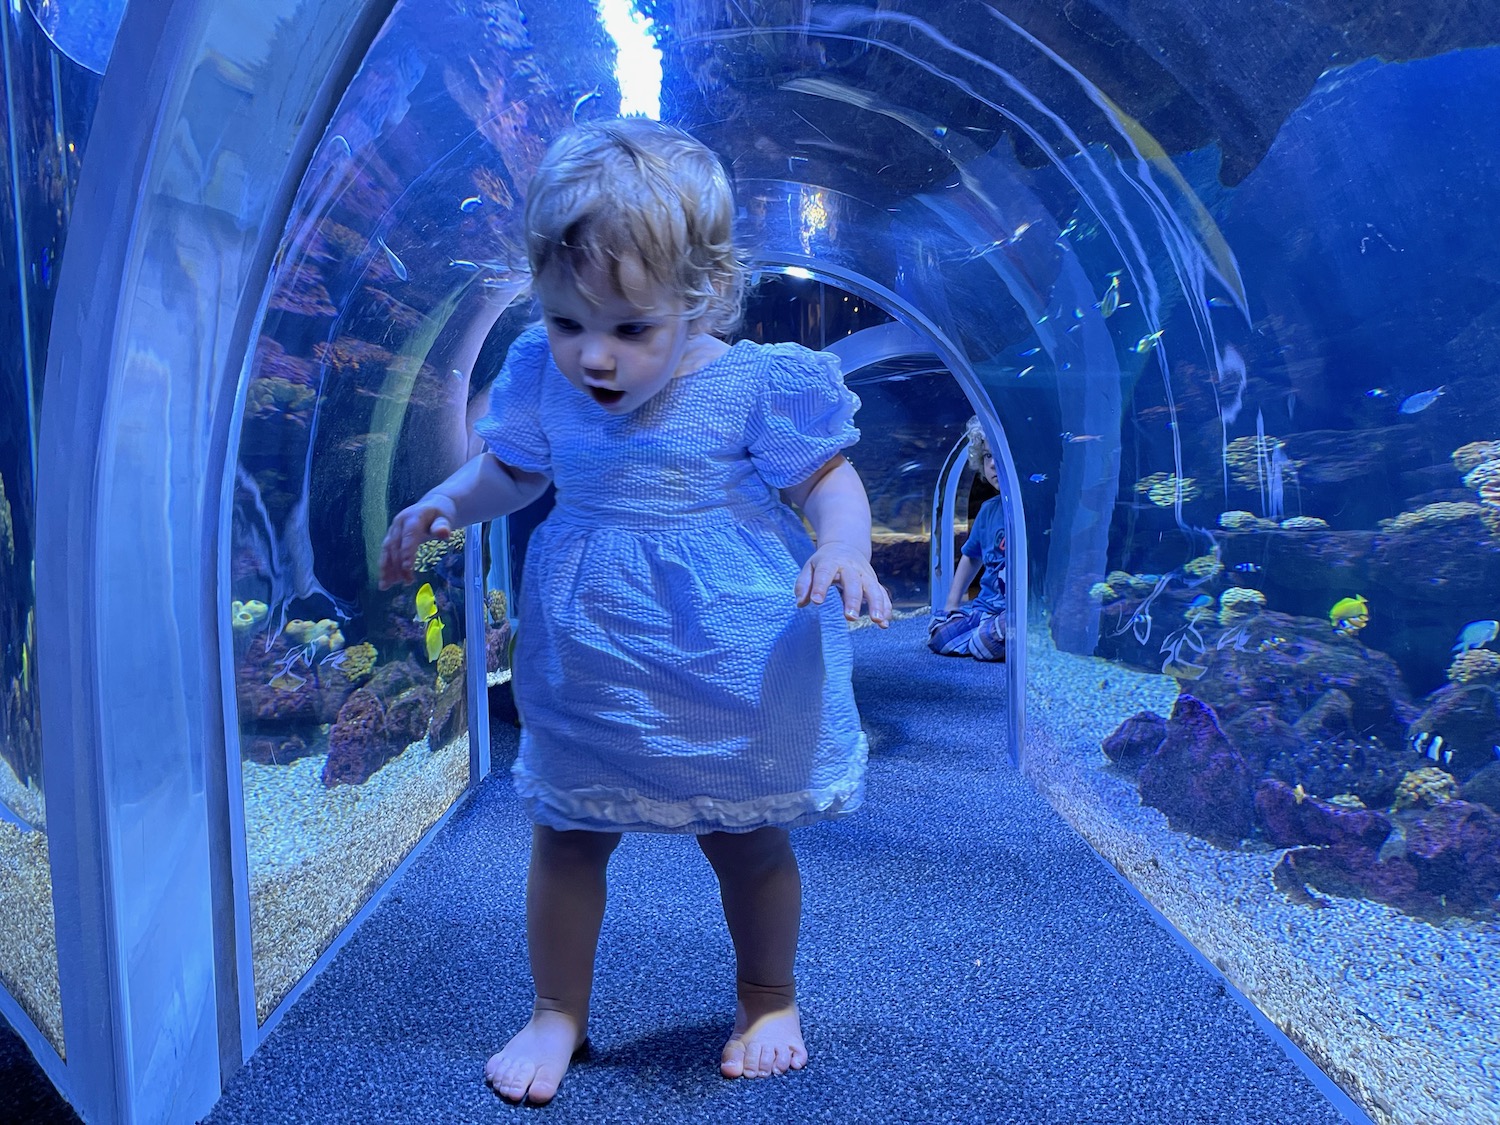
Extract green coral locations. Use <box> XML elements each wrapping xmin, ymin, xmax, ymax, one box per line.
<box><xmin>486</xmin><ymin>588</ymin><xmax>509</xmax><ymax>624</ymax></box>
<box><xmin>414</xmin><ymin>527</ymin><xmax>466</xmax><ymax>572</ymax></box>
<box><xmin>436</xmin><ymin>643</ymin><xmax>464</xmax><ymax>683</ymax></box>
<box><xmin>1393</xmin><ymin>767</ymin><xmax>1458</xmax><ymax>811</ymax></box>
<box><xmin>341</xmin><ymin>642</ymin><xmax>378</xmax><ymax>683</ymax></box>
<box><xmin>1448</xmin><ymin>649</ymin><xmax>1500</xmax><ymax>684</ymax></box>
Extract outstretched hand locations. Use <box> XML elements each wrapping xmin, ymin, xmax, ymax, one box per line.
<box><xmin>795</xmin><ymin>543</ymin><xmax>892</xmax><ymax>627</ymax></box>
<box><xmin>379</xmin><ymin>494</ymin><xmax>458</xmax><ymax>589</ymax></box>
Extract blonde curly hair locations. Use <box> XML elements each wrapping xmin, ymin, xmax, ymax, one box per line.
<box><xmin>964</xmin><ymin>416</ymin><xmax>990</xmax><ymax>471</ymax></box>
<box><xmin>524</xmin><ymin>118</ymin><xmax>745</xmax><ymax>336</ymax></box>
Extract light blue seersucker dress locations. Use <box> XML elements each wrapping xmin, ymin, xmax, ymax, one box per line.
<box><xmin>474</xmin><ymin>325</ymin><xmax>869</xmax><ymax>835</ymax></box>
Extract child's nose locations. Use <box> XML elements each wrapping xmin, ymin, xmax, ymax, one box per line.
<box><xmin>580</xmin><ymin>335</ymin><xmax>614</xmax><ymax>373</ymax></box>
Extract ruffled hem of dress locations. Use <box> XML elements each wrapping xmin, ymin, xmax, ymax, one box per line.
<box><xmin>511</xmin><ymin>734</ymin><xmax>868</xmax><ymax>834</ymax></box>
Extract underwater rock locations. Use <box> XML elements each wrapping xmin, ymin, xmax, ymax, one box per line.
<box><xmin>1190</xmin><ymin>611</ymin><xmax>1417</xmax><ymax>750</ymax></box>
<box><xmin>485</xmin><ymin>619</ymin><xmax>512</xmax><ymax>674</ymax></box>
<box><xmin>1272</xmin><ymin>845</ymin><xmax>1423</xmax><ymax>914</ymax></box>
<box><xmin>1255</xmin><ymin>778</ymin><xmax>1391</xmax><ymax>850</ymax></box>
<box><xmin>1460</xmin><ymin>762</ymin><xmax>1500</xmax><ymax>813</ymax></box>
<box><xmin>427</xmin><ymin>677</ymin><xmax>466</xmax><ymax>748</ymax></box>
<box><xmin>1294</xmin><ymin>689</ymin><xmax>1356</xmax><ymax>743</ymax></box>
<box><xmin>1223</xmin><ymin>705</ymin><xmax>1301</xmax><ymax>776</ymax></box>
<box><xmin>1101</xmin><ymin>710</ymin><xmax>1167</xmax><ymax>770</ymax></box>
<box><xmin>1403</xmin><ymin>800</ymin><xmax>1500</xmax><ymax>914</ymax></box>
<box><xmin>1370</xmin><ymin>510</ymin><xmax>1500</xmax><ymax>607</ymax></box>
<box><xmin>242</xmin><ymin>732</ymin><xmax>313</xmax><ymax>767</ymax></box>
<box><xmin>322</xmin><ymin>689</ymin><xmax>388</xmax><ymax>787</ymax></box>
<box><xmin>1407</xmin><ymin>683</ymin><xmax>1500</xmax><ymax>783</ymax></box>
<box><xmin>386</xmin><ymin>685</ymin><xmax>435</xmax><ymax>749</ymax></box>
<box><xmin>1137</xmin><ymin>695</ymin><xmax>1254</xmax><ymax>847</ymax></box>
<box><xmin>1265</xmin><ymin>737</ymin><xmax>1410</xmax><ymax>808</ymax></box>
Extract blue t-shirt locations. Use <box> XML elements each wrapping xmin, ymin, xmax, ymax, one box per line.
<box><xmin>960</xmin><ymin>495</ymin><xmax>1006</xmax><ymax>613</ymax></box>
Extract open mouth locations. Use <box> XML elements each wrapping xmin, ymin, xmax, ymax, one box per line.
<box><xmin>588</xmin><ymin>386</ymin><xmax>625</xmax><ymax>406</ymax></box>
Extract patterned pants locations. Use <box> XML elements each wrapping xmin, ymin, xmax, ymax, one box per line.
<box><xmin>927</xmin><ymin>605</ymin><xmax>1006</xmax><ymax>661</ymax></box>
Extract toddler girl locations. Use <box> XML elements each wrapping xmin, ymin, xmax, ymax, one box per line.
<box><xmin>379</xmin><ymin>117</ymin><xmax>890</xmax><ymax>1106</ymax></box>
<box><xmin>928</xmin><ymin>416</ymin><xmax>1007</xmax><ymax>661</ymax></box>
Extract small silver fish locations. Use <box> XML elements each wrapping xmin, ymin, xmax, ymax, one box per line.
<box><xmin>460</xmin><ymin>196</ymin><xmax>483</xmax><ymax>213</ymax></box>
<box><xmin>1398</xmin><ymin>387</ymin><xmax>1444</xmax><ymax>414</ymax></box>
<box><xmin>1134</xmin><ymin>330</ymin><xmax>1165</xmax><ymax>353</ymax></box>
<box><xmin>1017</xmin><ymin>365</ymin><xmax>1035</xmax><ymax>378</ymax></box>
<box><xmin>378</xmin><ymin>238</ymin><xmax>408</xmax><ymax>282</ymax></box>
<box><xmin>1028</xmin><ymin>473</ymin><xmax>1048</xmax><ymax>483</ymax></box>
<box><xmin>1020</xmin><ymin>346</ymin><xmax>1041</xmax><ymax>357</ymax></box>
<box><xmin>449</xmin><ymin>259</ymin><xmax>480</xmax><ymax>270</ymax></box>
<box><xmin>1099</xmin><ymin>275</ymin><xmax>1121</xmax><ymax>318</ymax></box>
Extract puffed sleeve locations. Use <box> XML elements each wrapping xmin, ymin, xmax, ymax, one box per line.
<box><xmin>745</xmin><ymin>343</ymin><xmax>861</xmax><ymax>488</ymax></box>
<box><xmin>472</xmin><ymin>324</ymin><xmax>552</xmax><ymax>474</ymax></box>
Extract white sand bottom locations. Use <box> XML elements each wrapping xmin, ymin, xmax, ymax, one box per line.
<box><xmin>244</xmin><ymin>731</ymin><xmax>470</xmax><ymax>1024</ymax></box>
<box><xmin>1023</xmin><ymin>625</ymin><xmax>1500</xmax><ymax>1125</ymax></box>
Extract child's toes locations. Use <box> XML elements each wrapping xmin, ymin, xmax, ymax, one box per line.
<box><xmin>720</xmin><ymin>1039</ymin><xmax>747</xmax><ymax>1078</ymax></box>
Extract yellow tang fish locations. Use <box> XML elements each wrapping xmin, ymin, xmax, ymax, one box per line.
<box><xmin>425</xmin><ymin>616</ymin><xmax>444</xmax><ymax>662</ymax></box>
<box><xmin>1329</xmin><ymin>595</ymin><xmax>1369</xmax><ymax>635</ymax></box>
<box><xmin>414</xmin><ymin>582</ymin><xmax>437</xmax><ymax>622</ymax></box>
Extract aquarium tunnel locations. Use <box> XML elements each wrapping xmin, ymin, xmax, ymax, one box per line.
<box><xmin>3</xmin><ymin>1</ymin><xmax>1500</xmax><ymax>1122</ymax></box>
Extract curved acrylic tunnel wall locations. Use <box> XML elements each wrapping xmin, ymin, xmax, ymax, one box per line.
<box><xmin>12</xmin><ymin>1</ymin><xmax>1500</xmax><ymax>1123</ymax></box>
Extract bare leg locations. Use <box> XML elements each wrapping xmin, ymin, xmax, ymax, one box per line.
<box><xmin>697</xmin><ymin>827</ymin><xmax>808</xmax><ymax>1079</ymax></box>
<box><xmin>484</xmin><ymin>825</ymin><xmax>621</xmax><ymax>1105</ymax></box>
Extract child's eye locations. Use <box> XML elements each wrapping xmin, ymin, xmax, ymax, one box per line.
<box><xmin>616</xmin><ymin>323</ymin><xmax>652</xmax><ymax>339</ymax></box>
<box><xmin>549</xmin><ymin>317</ymin><xmax>581</xmax><ymax>333</ymax></box>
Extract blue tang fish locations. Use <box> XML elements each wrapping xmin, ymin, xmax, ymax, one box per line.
<box><xmin>1453</xmin><ymin>620</ymin><xmax>1499</xmax><ymax>652</ymax></box>
<box><xmin>1398</xmin><ymin>387</ymin><xmax>1444</xmax><ymax>414</ymax></box>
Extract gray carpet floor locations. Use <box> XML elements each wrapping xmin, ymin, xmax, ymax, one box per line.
<box><xmin>1</xmin><ymin>618</ymin><xmax>1353</xmax><ymax>1124</ymax></box>
<box><xmin>206</xmin><ymin>615</ymin><xmax>1350</xmax><ymax>1124</ymax></box>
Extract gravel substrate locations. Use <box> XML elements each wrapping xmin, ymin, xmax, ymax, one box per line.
<box><xmin>244</xmin><ymin>731</ymin><xmax>471</xmax><ymax>1023</ymax></box>
<box><xmin>0</xmin><ymin>761</ymin><xmax>61</xmax><ymax>1054</ymax></box>
<box><xmin>1021</xmin><ymin>622</ymin><xmax>1500</xmax><ymax>1125</ymax></box>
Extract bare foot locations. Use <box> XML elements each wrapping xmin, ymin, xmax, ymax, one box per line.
<box><xmin>720</xmin><ymin>983</ymin><xmax>807</xmax><ymax>1079</ymax></box>
<box><xmin>484</xmin><ymin>1009</ymin><xmax>588</xmax><ymax>1105</ymax></box>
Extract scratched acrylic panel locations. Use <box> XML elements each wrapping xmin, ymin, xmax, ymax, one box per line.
<box><xmin>221</xmin><ymin>1</ymin><xmax>568</xmax><ymax>1024</ymax></box>
<box><xmin>0</xmin><ymin>1</ymin><xmax>107</xmax><ymax>1056</ymax></box>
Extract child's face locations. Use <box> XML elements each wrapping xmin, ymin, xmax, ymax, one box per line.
<box><xmin>981</xmin><ymin>450</ymin><xmax>1000</xmax><ymax>489</ymax></box>
<box><xmin>534</xmin><ymin>259</ymin><xmax>699</xmax><ymax>416</ymax></box>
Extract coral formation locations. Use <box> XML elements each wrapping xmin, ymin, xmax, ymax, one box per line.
<box><xmin>267</xmin><ymin>263</ymin><xmax>337</xmax><ymax>317</ymax></box>
<box><xmin>1448</xmin><ymin>648</ymin><xmax>1500</xmax><ymax>684</ymax></box>
<box><xmin>1394</xmin><ymin>767</ymin><xmax>1459</xmax><ymax>811</ymax></box>
<box><xmin>1183</xmin><ymin>553</ymin><xmax>1223</xmax><ymax>579</ymax></box>
<box><xmin>1087</xmin><ymin>581</ymin><xmax>1119</xmax><ymax>603</ymax></box>
<box><xmin>1378</xmin><ymin>500</ymin><xmax>1489</xmax><ymax>532</ymax></box>
<box><xmin>341</xmin><ymin>642</ymin><xmax>378</xmax><ymax>684</ymax></box>
<box><xmin>435</xmin><ymin>642</ymin><xmax>464</xmax><ymax>687</ymax></box>
<box><xmin>231</xmin><ymin>600</ymin><xmax>269</xmax><ymax>631</ymax></box>
<box><xmin>1224</xmin><ymin>434</ymin><xmax>1295</xmax><ymax>488</ymax></box>
<box><xmin>485</xmin><ymin>588</ymin><xmax>509</xmax><ymax>624</ymax></box>
<box><xmin>1217</xmin><ymin>587</ymin><xmax>1266</xmax><ymax>626</ymax></box>
<box><xmin>1453</xmin><ymin>441</ymin><xmax>1500</xmax><ymax>475</ymax></box>
<box><xmin>247</xmin><ymin>377</ymin><xmax>316</xmax><ymax>426</ymax></box>
<box><xmin>1279</xmin><ymin>516</ymin><xmax>1328</xmax><ymax>530</ymax></box>
<box><xmin>1135</xmin><ymin>472</ymin><xmax>1200</xmax><ymax>506</ymax></box>
<box><xmin>1217</xmin><ymin>510</ymin><xmax>1270</xmax><ymax>530</ymax></box>
<box><xmin>414</xmin><ymin>528</ymin><xmax>466</xmax><ymax>572</ymax></box>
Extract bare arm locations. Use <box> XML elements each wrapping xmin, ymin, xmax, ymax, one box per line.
<box><xmin>944</xmin><ymin>555</ymin><xmax>981</xmax><ymax>612</ymax></box>
<box><xmin>783</xmin><ymin>456</ymin><xmax>891</xmax><ymax>626</ymax></box>
<box><xmin>379</xmin><ymin>452</ymin><xmax>549</xmax><ymax>588</ymax></box>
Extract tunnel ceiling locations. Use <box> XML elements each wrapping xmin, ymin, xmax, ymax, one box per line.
<box><xmin>646</xmin><ymin>0</ymin><xmax>1499</xmax><ymax>187</ymax></box>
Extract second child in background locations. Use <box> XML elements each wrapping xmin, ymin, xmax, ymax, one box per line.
<box><xmin>929</xmin><ymin>416</ymin><xmax>1006</xmax><ymax>662</ymax></box>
